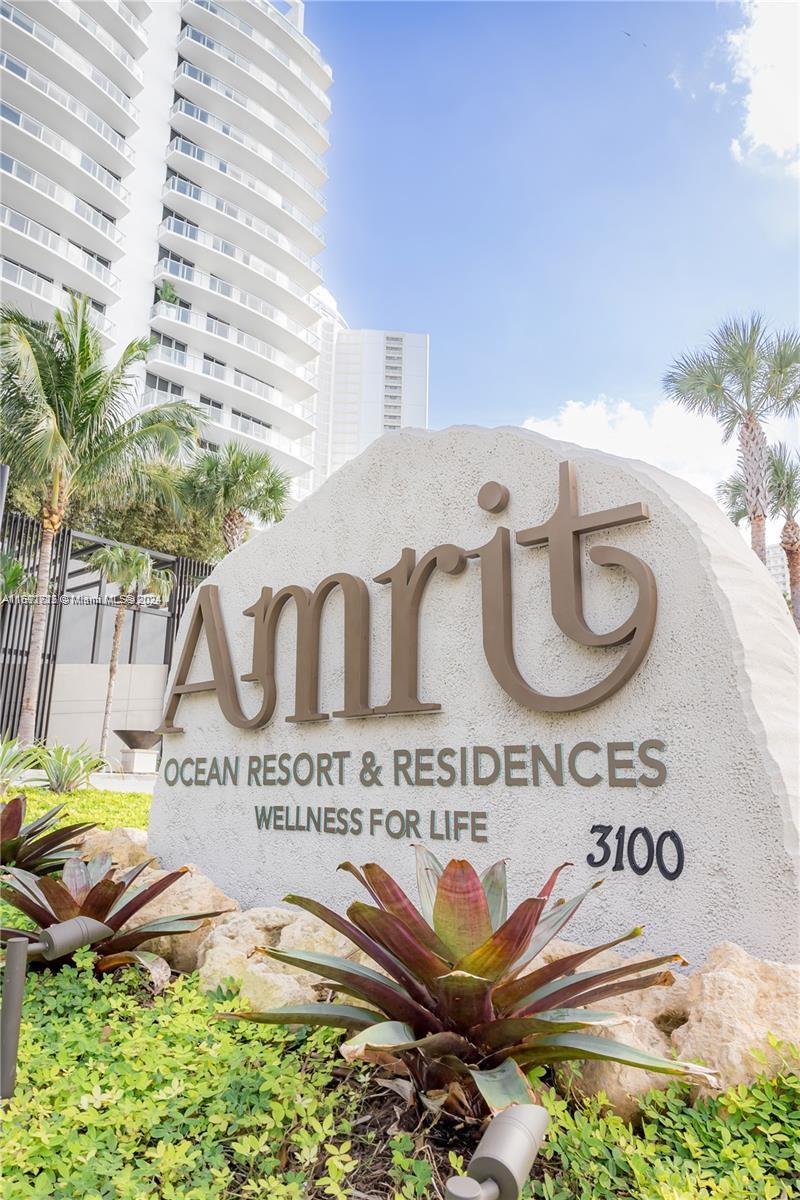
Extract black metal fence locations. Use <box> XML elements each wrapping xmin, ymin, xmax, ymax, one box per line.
<box><xmin>0</xmin><ymin>511</ymin><xmax>212</xmax><ymax>741</ymax></box>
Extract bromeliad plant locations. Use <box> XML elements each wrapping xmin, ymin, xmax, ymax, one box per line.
<box><xmin>222</xmin><ymin>848</ymin><xmax>717</xmax><ymax>1118</ymax></box>
<box><xmin>1</xmin><ymin>855</ymin><xmax>226</xmax><ymax>989</ymax></box>
<box><xmin>0</xmin><ymin>794</ymin><xmax>95</xmax><ymax>875</ymax></box>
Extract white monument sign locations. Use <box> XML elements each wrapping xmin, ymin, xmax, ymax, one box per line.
<box><xmin>149</xmin><ymin>428</ymin><xmax>799</xmax><ymax>962</ymax></box>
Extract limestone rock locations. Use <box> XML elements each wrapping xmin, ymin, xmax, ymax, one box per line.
<box><xmin>196</xmin><ymin>907</ymin><xmax>370</xmax><ymax>1006</ymax></box>
<box><xmin>671</xmin><ymin>942</ymin><xmax>800</xmax><ymax>1093</ymax></box>
<box><xmin>125</xmin><ymin>863</ymin><xmax>238</xmax><ymax>972</ymax></box>
<box><xmin>78</xmin><ymin>826</ymin><xmax>151</xmax><ymax>870</ymax></box>
<box><xmin>556</xmin><ymin>1015</ymin><xmax>675</xmax><ymax>1120</ymax></box>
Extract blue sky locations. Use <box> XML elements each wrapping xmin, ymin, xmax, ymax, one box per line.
<box><xmin>306</xmin><ymin>0</ymin><xmax>798</xmax><ymax>438</ymax></box>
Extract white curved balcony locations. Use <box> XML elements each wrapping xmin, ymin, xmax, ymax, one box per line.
<box><xmin>0</xmin><ymin>3</ymin><xmax>138</xmax><ymax>135</ymax></box>
<box><xmin>1</xmin><ymin>153</ymin><xmax>123</xmax><ymax>261</ymax></box>
<box><xmin>143</xmin><ymin>352</ymin><xmax>314</xmax><ymax>437</ymax></box>
<box><xmin>170</xmin><ymin>88</ymin><xmax>326</xmax><ymax>211</ymax></box>
<box><xmin>15</xmin><ymin>0</ymin><xmax>144</xmax><ymax>96</ymax></box>
<box><xmin>158</xmin><ymin>216</ymin><xmax>318</xmax><ymax>324</ymax></box>
<box><xmin>1</xmin><ymin>103</ymin><xmax>129</xmax><ymax>218</ymax></box>
<box><xmin>142</xmin><ymin>380</ymin><xmax>312</xmax><ymax>476</ymax></box>
<box><xmin>243</xmin><ymin>0</ymin><xmax>332</xmax><ymax>91</ymax></box>
<box><xmin>0</xmin><ymin>49</ymin><xmax>134</xmax><ymax>178</ymax></box>
<box><xmin>165</xmin><ymin>136</ymin><xmax>321</xmax><ymax>255</ymax></box>
<box><xmin>2</xmin><ymin>205</ymin><xmax>119</xmax><ymax>305</ymax></box>
<box><xmin>1</xmin><ymin>258</ymin><xmax>113</xmax><ymax>341</ymax></box>
<box><xmin>154</xmin><ymin>256</ymin><xmax>318</xmax><ymax>360</ymax></box>
<box><xmin>81</xmin><ymin>0</ymin><xmax>148</xmax><ymax>60</ymax></box>
<box><xmin>182</xmin><ymin>0</ymin><xmax>330</xmax><ymax>116</ymax></box>
<box><xmin>149</xmin><ymin>301</ymin><xmax>316</xmax><ymax>400</ymax></box>
<box><xmin>173</xmin><ymin>44</ymin><xmax>328</xmax><ymax>160</ymax></box>
<box><xmin>161</xmin><ymin>174</ymin><xmax>320</xmax><ymax>291</ymax></box>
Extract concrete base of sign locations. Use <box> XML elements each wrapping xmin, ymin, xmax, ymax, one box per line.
<box><xmin>149</xmin><ymin>427</ymin><xmax>799</xmax><ymax>963</ymax></box>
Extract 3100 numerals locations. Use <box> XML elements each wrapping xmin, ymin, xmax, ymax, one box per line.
<box><xmin>587</xmin><ymin>824</ymin><xmax>684</xmax><ymax>880</ymax></box>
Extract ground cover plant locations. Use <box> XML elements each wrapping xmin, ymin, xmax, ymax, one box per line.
<box><xmin>0</xmin><ymin>954</ymin><xmax>796</xmax><ymax>1200</ymax></box>
<box><xmin>223</xmin><ymin>849</ymin><xmax>716</xmax><ymax>1118</ymax></box>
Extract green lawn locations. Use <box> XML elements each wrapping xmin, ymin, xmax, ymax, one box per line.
<box><xmin>21</xmin><ymin>785</ymin><xmax>150</xmax><ymax>830</ymax></box>
<box><xmin>2</xmin><ymin>788</ymin><xmax>798</xmax><ymax>1199</ymax></box>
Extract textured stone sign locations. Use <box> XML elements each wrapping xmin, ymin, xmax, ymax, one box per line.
<box><xmin>149</xmin><ymin>428</ymin><xmax>799</xmax><ymax>962</ymax></box>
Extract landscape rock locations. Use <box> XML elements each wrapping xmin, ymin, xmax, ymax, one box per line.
<box><xmin>196</xmin><ymin>906</ymin><xmax>370</xmax><ymax>1006</ymax></box>
<box><xmin>78</xmin><ymin>826</ymin><xmax>151</xmax><ymax>870</ymax></box>
<box><xmin>125</xmin><ymin>863</ymin><xmax>239</xmax><ymax>972</ymax></box>
<box><xmin>556</xmin><ymin>1015</ymin><xmax>675</xmax><ymax>1120</ymax></box>
<box><xmin>671</xmin><ymin>941</ymin><xmax>800</xmax><ymax>1093</ymax></box>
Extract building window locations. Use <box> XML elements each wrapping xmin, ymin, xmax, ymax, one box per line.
<box><xmin>146</xmin><ymin>373</ymin><xmax>183</xmax><ymax>396</ymax></box>
<box><xmin>199</xmin><ymin>394</ymin><xmax>223</xmax><ymax>415</ymax></box>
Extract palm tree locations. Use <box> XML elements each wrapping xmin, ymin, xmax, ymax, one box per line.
<box><xmin>768</xmin><ymin>443</ymin><xmax>800</xmax><ymax>630</ymax></box>
<box><xmin>0</xmin><ymin>296</ymin><xmax>198</xmax><ymax>744</ymax></box>
<box><xmin>181</xmin><ymin>441</ymin><xmax>289</xmax><ymax>552</ymax></box>
<box><xmin>664</xmin><ymin>315</ymin><xmax>800</xmax><ymax>564</ymax></box>
<box><xmin>89</xmin><ymin>546</ymin><xmax>174</xmax><ymax>758</ymax></box>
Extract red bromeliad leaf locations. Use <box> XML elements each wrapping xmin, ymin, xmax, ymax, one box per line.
<box><xmin>105</xmin><ymin>913</ymin><xmax>223</xmax><ymax>953</ymax></box>
<box><xmin>1</xmin><ymin>926</ymin><xmax>42</xmax><ymax>944</ymax></box>
<box><xmin>472</xmin><ymin>1008</ymin><xmax>623</xmax><ymax>1051</ymax></box>
<box><xmin>414</xmin><ymin>844</ymin><xmax>443</xmax><ymax>925</ymax></box>
<box><xmin>519</xmin><ymin>955</ymin><xmax>684</xmax><ymax>1015</ymax></box>
<box><xmin>348</xmin><ymin>901</ymin><xmax>451</xmax><ymax>988</ymax></box>
<box><xmin>0</xmin><ymin>796</ymin><xmax>25</xmax><ymax>842</ymax></box>
<box><xmin>16</xmin><ymin>823</ymin><xmax>95</xmax><ymax>868</ymax></box>
<box><xmin>361</xmin><ymin>863</ymin><xmax>451</xmax><ymax>957</ymax></box>
<box><xmin>432</xmin><ymin>860</ymin><xmax>493</xmax><ymax>960</ymax></box>
<box><xmin>266</xmin><ymin>947</ymin><xmax>442</xmax><ymax>1033</ymax></box>
<box><xmin>537</xmin><ymin>861</ymin><xmax>573</xmax><ymax>902</ymax></box>
<box><xmin>541</xmin><ymin>969</ymin><xmax>677</xmax><ymax>1013</ymax></box>
<box><xmin>493</xmin><ymin>926</ymin><xmax>644</xmax><ymax>1013</ymax></box>
<box><xmin>455</xmin><ymin>897</ymin><xmax>546</xmax><ymax>981</ymax></box>
<box><xmin>38</xmin><ymin>876</ymin><xmax>81</xmax><ymax>921</ymax></box>
<box><xmin>81</xmin><ymin>877</ymin><xmax>126</xmax><ymax>922</ymax></box>
<box><xmin>284</xmin><ymin>893</ymin><xmax>433</xmax><ymax>1006</ymax></box>
<box><xmin>61</xmin><ymin>858</ymin><xmax>91</xmax><ymax>904</ymax></box>
<box><xmin>338</xmin><ymin>861</ymin><xmax>380</xmax><ymax>903</ymax></box>
<box><xmin>1</xmin><ymin>885</ymin><xmax>54</xmax><ymax>928</ymax></box>
<box><xmin>480</xmin><ymin>859</ymin><xmax>508</xmax><ymax>930</ymax></box>
<box><xmin>505</xmin><ymin>880</ymin><xmax>604</xmax><ymax>980</ymax></box>
<box><xmin>433</xmin><ymin>971</ymin><xmax>493</xmax><ymax>1029</ymax></box>
<box><xmin>96</xmin><ymin>950</ymin><xmax>172</xmax><ymax>992</ymax></box>
<box><xmin>218</xmin><ymin>1003</ymin><xmax>383</xmax><ymax>1031</ymax></box>
<box><xmin>469</xmin><ymin>1059</ymin><xmax>536</xmax><ymax>1113</ymax></box>
<box><xmin>510</xmin><ymin>1032</ymin><xmax>719</xmax><ymax>1087</ymax></box>
<box><xmin>104</xmin><ymin>867</ymin><xmax>189</xmax><ymax>931</ymax></box>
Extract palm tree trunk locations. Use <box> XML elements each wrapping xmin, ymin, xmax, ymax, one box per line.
<box><xmin>738</xmin><ymin>415</ymin><xmax>769</xmax><ymax>564</ymax></box>
<box><xmin>17</xmin><ymin>522</ymin><xmax>56</xmax><ymax>746</ymax></box>
<box><xmin>221</xmin><ymin>508</ymin><xmax>246</xmax><ymax>551</ymax></box>
<box><xmin>99</xmin><ymin>597</ymin><xmax>127</xmax><ymax>759</ymax></box>
<box><xmin>788</xmin><ymin>549</ymin><xmax>800</xmax><ymax>632</ymax></box>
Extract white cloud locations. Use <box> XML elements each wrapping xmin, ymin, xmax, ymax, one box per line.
<box><xmin>730</xmin><ymin>136</ymin><xmax>744</xmax><ymax>162</ymax></box>
<box><xmin>668</xmin><ymin>67</ymin><xmax>683</xmax><ymax>91</ymax></box>
<box><xmin>523</xmin><ymin>396</ymin><xmax>800</xmax><ymax>516</ymax></box>
<box><xmin>709</xmin><ymin>81</ymin><xmax>728</xmax><ymax>96</ymax></box>
<box><xmin>727</xmin><ymin>0</ymin><xmax>799</xmax><ymax>174</ymax></box>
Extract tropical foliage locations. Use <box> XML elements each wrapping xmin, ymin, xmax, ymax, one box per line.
<box><xmin>89</xmin><ymin>545</ymin><xmax>174</xmax><ymax>756</ymax></box>
<box><xmin>222</xmin><ymin>849</ymin><xmax>716</xmax><ymax>1118</ymax></box>
<box><xmin>3</xmin><ymin>956</ymin><xmax>796</xmax><ymax>1200</ymax></box>
<box><xmin>0</xmin><ymin>295</ymin><xmax>198</xmax><ymax>743</ymax></box>
<box><xmin>664</xmin><ymin>314</ymin><xmax>800</xmax><ymax>565</ymax></box>
<box><xmin>0</xmin><ymin>793</ymin><xmax>94</xmax><ymax>875</ymax></box>
<box><xmin>181</xmin><ymin>441</ymin><xmax>290</xmax><ymax>552</ymax></box>
<box><xmin>0</xmin><ymin>549</ymin><xmax>34</xmax><ymax>602</ymax></box>
<box><xmin>0</xmin><ymin>854</ymin><xmax>224</xmax><ymax>988</ymax></box>
<box><xmin>717</xmin><ymin>441</ymin><xmax>800</xmax><ymax>629</ymax></box>
<box><xmin>33</xmin><ymin>742</ymin><xmax>106</xmax><ymax>793</ymax></box>
<box><xmin>0</xmin><ymin>737</ymin><xmax>39</xmax><ymax>795</ymax></box>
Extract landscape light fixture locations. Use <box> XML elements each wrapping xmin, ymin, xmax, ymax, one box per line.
<box><xmin>444</xmin><ymin>1104</ymin><xmax>550</xmax><ymax>1200</ymax></box>
<box><xmin>1</xmin><ymin>918</ymin><xmax>112</xmax><ymax>1101</ymax></box>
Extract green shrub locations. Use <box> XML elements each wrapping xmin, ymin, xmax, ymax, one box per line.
<box><xmin>1</xmin><ymin>954</ymin><xmax>365</xmax><ymax>1200</ymax></box>
<box><xmin>34</xmin><ymin>742</ymin><xmax>106</xmax><ymax>792</ymax></box>
<box><xmin>21</xmin><ymin>786</ymin><xmax>150</xmax><ymax>830</ymax></box>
